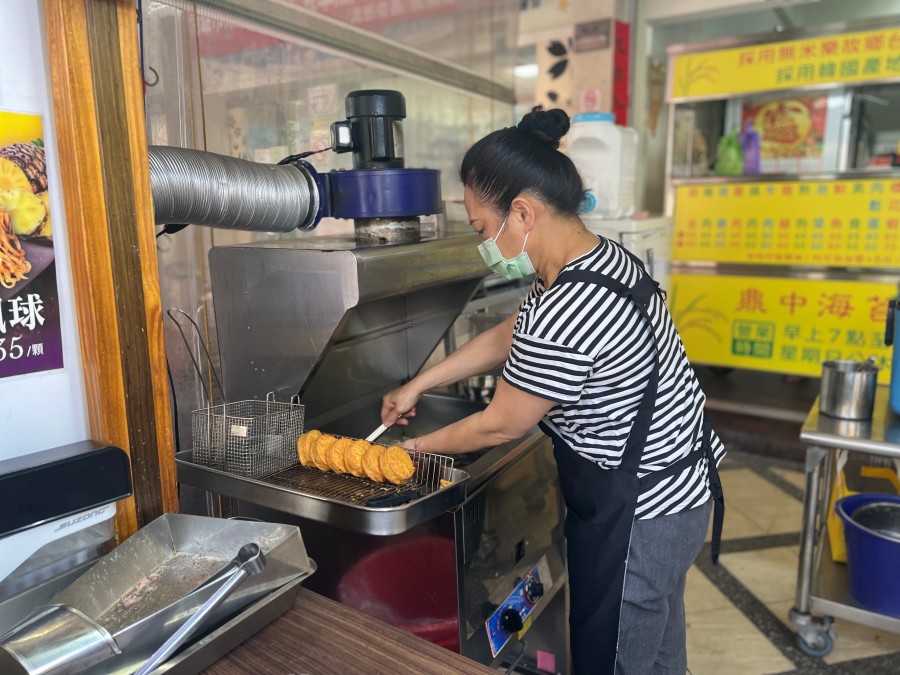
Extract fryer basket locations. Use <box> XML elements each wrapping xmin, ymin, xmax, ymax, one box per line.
<box><xmin>191</xmin><ymin>393</ymin><xmax>304</xmax><ymax>477</ymax></box>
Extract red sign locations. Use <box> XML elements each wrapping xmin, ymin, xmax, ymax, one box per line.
<box><xmin>613</xmin><ymin>21</ymin><xmax>630</xmax><ymax>126</ymax></box>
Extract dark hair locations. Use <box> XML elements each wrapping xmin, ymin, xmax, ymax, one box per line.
<box><xmin>459</xmin><ymin>107</ymin><xmax>584</xmax><ymax>218</ymax></box>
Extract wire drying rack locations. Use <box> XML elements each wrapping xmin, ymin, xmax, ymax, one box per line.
<box><xmin>191</xmin><ymin>393</ymin><xmax>305</xmax><ymax>478</ymax></box>
<box><xmin>261</xmin><ymin>444</ymin><xmax>455</xmax><ymax>507</ymax></box>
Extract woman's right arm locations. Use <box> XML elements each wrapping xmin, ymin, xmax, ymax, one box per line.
<box><xmin>381</xmin><ymin>310</ymin><xmax>518</xmax><ymax>425</ymax></box>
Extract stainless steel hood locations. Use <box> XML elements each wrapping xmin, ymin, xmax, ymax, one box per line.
<box><xmin>209</xmin><ymin>233</ymin><xmax>486</xmax><ymax>425</ymax></box>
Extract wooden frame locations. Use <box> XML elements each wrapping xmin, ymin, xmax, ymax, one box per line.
<box><xmin>45</xmin><ymin>0</ymin><xmax>177</xmax><ymax>539</ymax></box>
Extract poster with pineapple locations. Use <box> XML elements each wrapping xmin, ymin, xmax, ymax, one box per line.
<box><xmin>0</xmin><ymin>110</ymin><xmax>63</xmax><ymax>378</ymax></box>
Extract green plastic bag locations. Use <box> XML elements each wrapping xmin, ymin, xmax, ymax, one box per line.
<box><xmin>714</xmin><ymin>129</ymin><xmax>744</xmax><ymax>176</ymax></box>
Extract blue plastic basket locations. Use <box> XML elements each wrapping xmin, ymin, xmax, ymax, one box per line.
<box><xmin>835</xmin><ymin>493</ymin><xmax>900</xmax><ymax>617</ymax></box>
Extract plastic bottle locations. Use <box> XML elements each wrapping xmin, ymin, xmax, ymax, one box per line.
<box><xmin>567</xmin><ymin>113</ymin><xmax>637</xmax><ymax>219</ymax></box>
<box><xmin>740</xmin><ymin>120</ymin><xmax>761</xmax><ymax>175</ymax></box>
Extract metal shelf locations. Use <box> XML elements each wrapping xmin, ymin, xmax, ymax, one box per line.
<box><xmin>670</xmin><ymin>170</ymin><xmax>900</xmax><ymax>186</ymax></box>
<box><xmin>811</xmin><ymin>529</ymin><xmax>900</xmax><ymax>633</ymax></box>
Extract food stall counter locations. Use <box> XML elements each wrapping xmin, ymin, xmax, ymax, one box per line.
<box><xmin>202</xmin><ymin>587</ymin><xmax>494</xmax><ymax>674</ymax></box>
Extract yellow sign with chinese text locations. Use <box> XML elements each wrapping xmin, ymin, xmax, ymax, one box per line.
<box><xmin>670</xmin><ymin>273</ymin><xmax>894</xmax><ymax>380</ymax></box>
<box><xmin>673</xmin><ymin>179</ymin><xmax>900</xmax><ymax>266</ymax></box>
<box><xmin>669</xmin><ymin>28</ymin><xmax>900</xmax><ymax>100</ymax></box>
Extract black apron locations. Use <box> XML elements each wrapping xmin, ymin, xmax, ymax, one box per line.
<box><xmin>540</xmin><ymin>262</ymin><xmax>725</xmax><ymax>675</ymax></box>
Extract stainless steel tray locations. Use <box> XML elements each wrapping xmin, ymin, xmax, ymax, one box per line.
<box><xmin>176</xmin><ymin>451</ymin><xmax>470</xmax><ymax>536</ymax></box>
<box><xmin>0</xmin><ymin>515</ymin><xmax>314</xmax><ymax>675</ymax></box>
<box><xmin>154</xmin><ymin>574</ymin><xmax>307</xmax><ymax>674</ymax></box>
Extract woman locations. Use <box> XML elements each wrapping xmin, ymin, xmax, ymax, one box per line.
<box><xmin>381</xmin><ymin>107</ymin><xmax>725</xmax><ymax>674</ymax></box>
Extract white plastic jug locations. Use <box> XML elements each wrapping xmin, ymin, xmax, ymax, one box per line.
<box><xmin>567</xmin><ymin>113</ymin><xmax>637</xmax><ymax>219</ymax></box>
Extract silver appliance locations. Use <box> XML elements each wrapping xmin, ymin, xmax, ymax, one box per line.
<box><xmin>0</xmin><ymin>442</ymin><xmax>131</xmax><ymax>636</ymax></box>
<box><xmin>586</xmin><ymin>216</ymin><xmax>673</xmax><ymax>292</ymax></box>
<box><xmin>175</xmin><ymin>233</ymin><xmax>571</xmax><ymax>672</ymax></box>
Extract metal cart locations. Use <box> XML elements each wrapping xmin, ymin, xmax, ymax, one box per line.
<box><xmin>791</xmin><ymin>385</ymin><xmax>900</xmax><ymax>656</ymax></box>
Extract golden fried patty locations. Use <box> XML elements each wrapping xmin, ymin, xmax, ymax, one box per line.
<box><xmin>361</xmin><ymin>444</ymin><xmax>386</xmax><ymax>482</ymax></box>
<box><xmin>313</xmin><ymin>434</ymin><xmax>337</xmax><ymax>472</ymax></box>
<box><xmin>345</xmin><ymin>439</ymin><xmax>370</xmax><ymax>478</ymax></box>
<box><xmin>296</xmin><ymin>430</ymin><xmax>320</xmax><ymax>467</ymax></box>
<box><xmin>327</xmin><ymin>437</ymin><xmax>353</xmax><ymax>474</ymax></box>
<box><xmin>380</xmin><ymin>446</ymin><xmax>415</xmax><ymax>485</ymax></box>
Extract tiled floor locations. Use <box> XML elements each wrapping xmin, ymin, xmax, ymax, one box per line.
<box><xmin>685</xmin><ymin>453</ymin><xmax>900</xmax><ymax>674</ymax></box>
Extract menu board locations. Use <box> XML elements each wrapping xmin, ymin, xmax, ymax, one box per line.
<box><xmin>669</xmin><ymin>28</ymin><xmax>900</xmax><ymax>100</ymax></box>
<box><xmin>673</xmin><ymin>179</ymin><xmax>900</xmax><ymax>266</ymax></box>
<box><xmin>0</xmin><ymin>111</ymin><xmax>63</xmax><ymax>379</ymax></box>
<box><xmin>669</xmin><ymin>273</ymin><xmax>894</xmax><ymax>380</ymax></box>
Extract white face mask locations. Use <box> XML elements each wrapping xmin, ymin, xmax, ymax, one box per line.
<box><xmin>475</xmin><ymin>216</ymin><xmax>535</xmax><ymax>280</ymax></box>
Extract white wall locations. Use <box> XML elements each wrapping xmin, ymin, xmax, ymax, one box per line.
<box><xmin>0</xmin><ymin>1</ymin><xmax>88</xmax><ymax>458</ymax></box>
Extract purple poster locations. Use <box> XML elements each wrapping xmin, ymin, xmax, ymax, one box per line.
<box><xmin>0</xmin><ymin>110</ymin><xmax>63</xmax><ymax>377</ymax></box>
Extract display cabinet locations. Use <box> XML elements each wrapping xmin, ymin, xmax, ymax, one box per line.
<box><xmin>664</xmin><ymin>21</ymin><xmax>900</xmax><ymax>388</ymax></box>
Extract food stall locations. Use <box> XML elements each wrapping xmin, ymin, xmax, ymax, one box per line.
<box><xmin>663</xmin><ymin>21</ymin><xmax>900</xmax><ymax>414</ymax></box>
<box><xmin>1</xmin><ymin>0</ymin><xmax>567</xmax><ymax>671</ymax></box>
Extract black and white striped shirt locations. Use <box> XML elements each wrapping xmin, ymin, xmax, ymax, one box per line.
<box><xmin>502</xmin><ymin>238</ymin><xmax>726</xmax><ymax>519</ymax></box>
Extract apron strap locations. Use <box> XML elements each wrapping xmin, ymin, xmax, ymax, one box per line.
<box><xmin>553</xmin><ymin>270</ymin><xmax>661</xmax><ymax>476</ymax></box>
<box><xmin>554</xmin><ymin>265</ymin><xmax>724</xmax><ymax>563</ymax></box>
<box><xmin>703</xmin><ymin>413</ymin><xmax>726</xmax><ymax>564</ymax></box>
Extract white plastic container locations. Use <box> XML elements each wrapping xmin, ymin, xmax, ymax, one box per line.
<box><xmin>567</xmin><ymin>113</ymin><xmax>637</xmax><ymax>219</ymax></box>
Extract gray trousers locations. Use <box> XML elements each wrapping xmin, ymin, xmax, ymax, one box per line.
<box><xmin>615</xmin><ymin>499</ymin><xmax>712</xmax><ymax>675</ymax></box>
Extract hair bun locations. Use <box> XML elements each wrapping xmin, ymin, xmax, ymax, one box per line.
<box><xmin>517</xmin><ymin>107</ymin><xmax>570</xmax><ymax>149</ymax></box>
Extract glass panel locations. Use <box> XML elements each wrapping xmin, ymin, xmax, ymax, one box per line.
<box><xmin>142</xmin><ymin>1</ymin><xmax>516</xmax><ymax>453</ymax></box>
<box><xmin>851</xmin><ymin>85</ymin><xmax>900</xmax><ymax>169</ymax></box>
<box><xmin>288</xmin><ymin>0</ymin><xmax>519</xmax><ymax>84</ymax></box>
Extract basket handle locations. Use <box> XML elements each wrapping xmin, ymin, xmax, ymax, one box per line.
<box><xmin>167</xmin><ymin>308</ymin><xmax>225</xmax><ymax>404</ymax></box>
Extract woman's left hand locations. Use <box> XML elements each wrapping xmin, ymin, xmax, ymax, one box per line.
<box><xmin>400</xmin><ymin>437</ymin><xmax>418</xmax><ymax>451</ymax></box>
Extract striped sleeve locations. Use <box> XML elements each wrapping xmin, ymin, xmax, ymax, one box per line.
<box><xmin>502</xmin><ymin>333</ymin><xmax>595</xmax><ymax>403</ymax></box>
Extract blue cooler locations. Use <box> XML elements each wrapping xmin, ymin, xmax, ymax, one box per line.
<box><xmin>836</xmin><ymin>493</ymin><xmax>900</xmax><ymax>617</ymax></box>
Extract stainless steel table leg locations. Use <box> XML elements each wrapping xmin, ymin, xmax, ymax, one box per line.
<box><xmin>790</xmin><ymin>444</ymin><xmax>835</xmax><ymax>656</ymax></box>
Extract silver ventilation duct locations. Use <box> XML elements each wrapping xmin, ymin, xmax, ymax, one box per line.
<box><xmin>148</xmin><ymin>146</ymin><xmax>319</xmax><ymax>233</ymax></box>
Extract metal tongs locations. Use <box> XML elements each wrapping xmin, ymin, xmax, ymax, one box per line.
<box><xmin>366</xmin><ymin>424</ymin><xmax>388</xmax><ymax>442</ymax></box>
<box><xmin>134</xmin><ymin>543</ymin><xmax>266</xmax><ymax>675</ymax></box>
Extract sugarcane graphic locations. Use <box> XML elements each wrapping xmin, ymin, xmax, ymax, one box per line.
<box><xmin>669</xmin><ymin>284</ymin><xmax>727</xmax><ymax>345</ymax></box>
<box><xmin>676</xmin><ymin>57</ymin><xmax>719</xmax><ymax>97</ymax></box>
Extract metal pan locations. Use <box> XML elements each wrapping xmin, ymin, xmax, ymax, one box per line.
<box><xmin>0</xmin><ymin>514</ymin><xmax>315</xmax><ymax>675</ymax></box>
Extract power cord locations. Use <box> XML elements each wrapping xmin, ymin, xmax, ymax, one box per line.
<box><xmin>503</xmin><ymin>639</ymin><xmax>528</xmax><ymax>674</ymax></box>
<box><xmin>277</xmin><ymin>148</ymin><xmax>330</xmax><ymax>165</ymax></box>
<box><xmin>156</xmin><ymin>223</ymin><xmax>189</xmax><ymax>239</ymax></box>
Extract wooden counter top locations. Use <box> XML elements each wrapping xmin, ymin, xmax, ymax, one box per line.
<box><xmin>202</xmin><ymin>587</ymin><xmax>494</xmax><ymax>674</ymax></box>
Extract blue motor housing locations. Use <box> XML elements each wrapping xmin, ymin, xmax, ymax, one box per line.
<box><xmin>301</xmin><ymin>163</ymin><xmax>442</xmax><ymax>228</ymax></box>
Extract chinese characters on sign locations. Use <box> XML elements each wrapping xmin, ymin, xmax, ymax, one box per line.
<box><xmin>670</xmin><ymin>28</ymin><xmax>900</xmax><ymax>100</ymax></box>
<box><xmin>670</xmin><ymin>274</ymin><xmax>894</xmax><ymax>380</ymax></box>
<box><xmin>673</xmin><ymin>179</ymin><xmax>900</xmax><ymax>267</ymax></box>
<box><xmin>0</xmin><ymin>111</ymin><xmax>64</xmax><ymax>379</ymax></box>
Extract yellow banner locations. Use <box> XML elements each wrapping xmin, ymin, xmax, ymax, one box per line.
<box><xmin>670</xmin><ymin>274</ymin><xmax>894</xmax><ymax>379</ymax></box>
<box><xmin>670</xmin><ymin>28</ymin><xmax>900</xmax><ymax>100</ymax></box>
<box><xmin>673</xmin><ymin>179</ymin><xmax>900</xmax><ymax>266</ymax></box>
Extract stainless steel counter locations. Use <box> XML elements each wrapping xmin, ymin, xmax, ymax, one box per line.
<box><xmin>801</xmin><ymin>385</ymin><xmax>900</xmax><ymax>458</ymax></box>
<box><xmin>791</xmin><ymin>384</ymin><xmax>900</xmax><ymax>657</ymax></box>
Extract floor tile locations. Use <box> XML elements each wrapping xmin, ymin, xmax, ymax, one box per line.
<box><xmin>706</xmin><ymin>504</ymin><xmax>766</xmax><ymax>541</ymax></box>
<box><xmin>684</xmin><ymin>566</ymin><xmax>734</xmax><ymax>612</ymax></box>
<box><xmin>686</xmin><ymin>605</ymin><xmax>794</xmax><ymax>675</ymax></box>
<box><xmin>720</xmin><ymin>545</ymin><xmax>799</xmax><ymax>604</ymax></box>
<box><xmin>718</xmin><ymin>469</ymin><xmax>804</xmax><ymax>536</ymax></box>
<box><xmin>769</xmin><ymin>466</ymin><xmax>806</xmax><ymax>492</ymax></box>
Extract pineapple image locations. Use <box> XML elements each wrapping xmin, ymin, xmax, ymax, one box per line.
<box><xmin>37</xmin><ymin>191</ymin><xmax>51</xmax><ymax>238</ymax></box>
<box><xmin>0</xmin><ymin>140</ymin><xmax>52</xmax><ymax>240</ymax></box>
<box><xmin>0</xmin><ymin>190</ymin><xmax>46</xmax><ymax>237</ymax></box>
<box><xmin>0</xmin><ymin>158</ymin><xmax>32</xmax><ymax>193</ymax></box>
<box><xmin>0</xmin><ymin>142</ymin><xmax>47</xmax><ymax>194</ymax></box>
